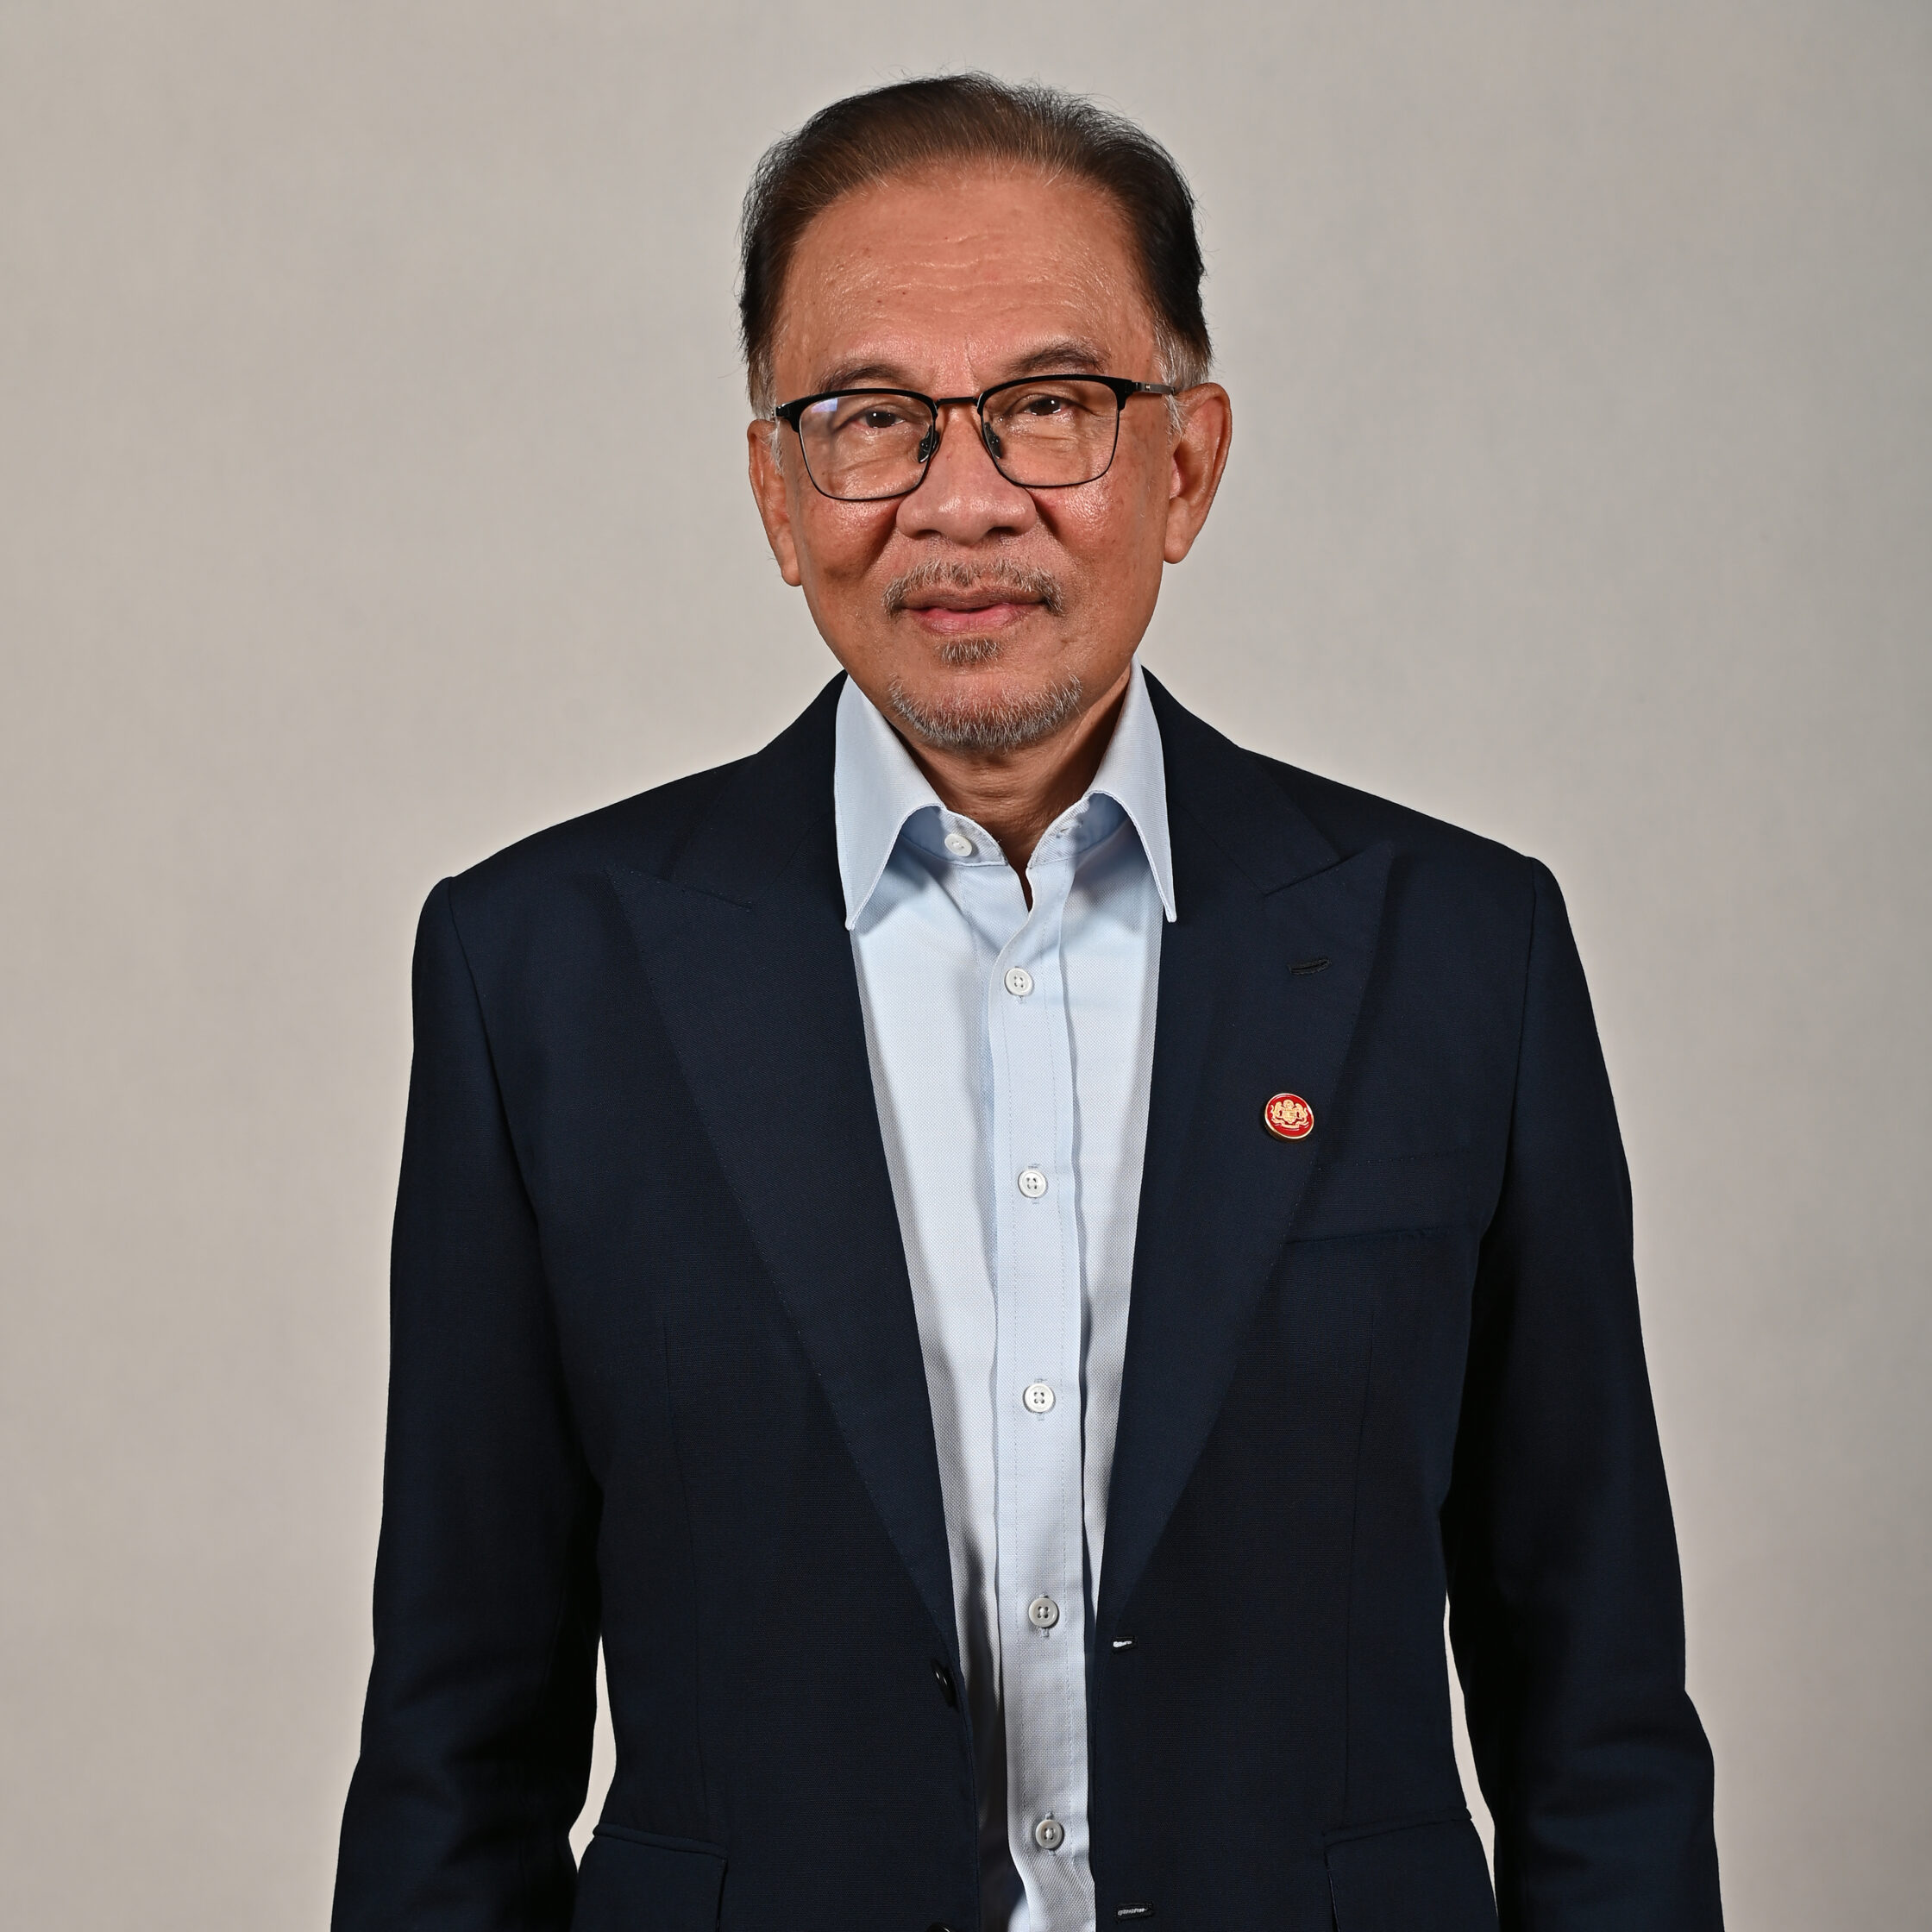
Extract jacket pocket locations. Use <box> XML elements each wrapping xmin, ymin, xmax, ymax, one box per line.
<box><xmin>1324</xmin><ymin>1813</ymin><xmax>1495</xmax><ymax>1932</ymax></box>
<box><xmin>573</xmin><ymin>1828</ymin><xmax>726</xmax><ymax>1932</ymax></box>
<box><xmin>1291</xmin><ymin>1152</ymin><xmax>1470</xmax><ymax>1244</ymax></box>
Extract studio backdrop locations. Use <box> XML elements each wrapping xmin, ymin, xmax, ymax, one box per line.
<box><xmin>2</xmin><ymin>4</ymin><xmax>1927</xmax><ymax>1929</ymax></box>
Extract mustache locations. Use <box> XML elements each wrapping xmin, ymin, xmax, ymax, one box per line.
<box><xmin>881</xmin><ymin>559</ymin><xmax>1065</xmax><ymax>619</ymax></box>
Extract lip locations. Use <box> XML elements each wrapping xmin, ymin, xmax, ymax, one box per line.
<box><xmin>900</xmin><ymin>595</ymin><xmax>1043</xmax><ymax>633</ymax></box>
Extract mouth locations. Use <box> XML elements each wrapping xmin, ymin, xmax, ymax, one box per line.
<box><xmin>883</xmin><ymin>561</ymin><xmax>1064</xmax><ymax>635</ymax></box>
<box><xmin>900</xmin><ymin>593</ymin><xmax>1043</xmax><ymax>635</ymax></box>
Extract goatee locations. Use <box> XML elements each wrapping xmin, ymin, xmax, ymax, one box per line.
<box><xmin>881</xmin><ymin>561</ymin><xmax>1080</xmax><ymax>753</ymax></box>
<box><xmin>885</xmin><ymin>660</ymin><xmax>1086</xmax><ymax>754</ymax></box>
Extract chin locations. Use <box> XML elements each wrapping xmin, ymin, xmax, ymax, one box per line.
<box><xmin>883</xmin><ymin>668</ymin><xmax>1088</xmax><ymax>756</ymax></box>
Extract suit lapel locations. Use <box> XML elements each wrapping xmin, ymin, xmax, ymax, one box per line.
<box><xmin>603</xmin><ymin>674</ymin><xmax>1389</xmax><ymax>1657</ymax></box>
<box><xmin>1099</xmin><ymin>682</ymin><xmax>1393</xmax><ymax>1630</ymax></box>
<box><xmin>607</xmin><ymin>681</ymin><xmax>962</xmax><ymax>1669</ymax></box>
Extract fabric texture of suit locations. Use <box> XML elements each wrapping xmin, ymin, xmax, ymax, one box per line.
<box><xmin>332</xmin><ymin>674</ymin><xmax>1722</xmax><ymax>1932</ymax></box>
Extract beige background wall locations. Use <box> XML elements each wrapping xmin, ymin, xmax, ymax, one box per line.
<box><xmin>3</xmin><ymin>3</ymin><xmax>1928</xmax><ymax>1926</ymax></box>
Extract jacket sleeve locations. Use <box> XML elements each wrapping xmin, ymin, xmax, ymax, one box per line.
<box><xmin>333</xmin><ymin>878</ymin><xmax>601</xmax><ymax>1931</ymax></box>
<box><xmin>1446</xmin><ymin>860</ymin><xmax>1722</xmax><ymax>1930</ymax></box>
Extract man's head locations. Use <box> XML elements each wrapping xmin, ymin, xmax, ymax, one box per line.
<box><xmin>743</xmin><ymin>76</ymin><xmax>1232</xmax><ymax>763</ymax></box>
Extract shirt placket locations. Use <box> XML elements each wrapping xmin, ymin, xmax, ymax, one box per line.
<box><xmin>968</xmin><ymin>825</ymin><xmax>1092</xmax><ymax>1932</ymax></box>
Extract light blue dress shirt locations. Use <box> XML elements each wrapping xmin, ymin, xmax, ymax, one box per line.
<box><xmin>835</xmin><ymin>663</ymin><xmax>1176</xmax><ymax>1932</ymax></box>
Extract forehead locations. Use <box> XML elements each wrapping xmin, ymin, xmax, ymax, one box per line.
<box><xmin>771</xmin><ymin>164</ymin><xmax>1157</xmax><ymax>392</ymax></box>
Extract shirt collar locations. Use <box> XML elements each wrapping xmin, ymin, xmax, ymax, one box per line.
<box><xmin>834</xmin><ymin>659</ymin><xmax>1177</xmax><ymax>932</ymax></box>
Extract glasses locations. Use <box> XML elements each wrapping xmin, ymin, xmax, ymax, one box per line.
<box><xmin>773</xmin><ymin>373</ymin><xmax>1181</xmax><ymax>502</ymax></box>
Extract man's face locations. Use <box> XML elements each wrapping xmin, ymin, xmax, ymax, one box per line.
<box><xmin>748</xmin><ymin>165</ymin><xmax>1230</xmax><ymax>756</ymax></box>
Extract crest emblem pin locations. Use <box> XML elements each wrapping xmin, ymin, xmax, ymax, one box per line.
<box><xmin>1263</xmin><ymin>1092</ymin><xmax>1314</xmax><ymax>1140</ymax></box>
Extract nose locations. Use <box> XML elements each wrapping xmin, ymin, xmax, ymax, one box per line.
<box><xmin>896</xmin><ymin>401</ymin><xmax>1037</xmax><ymax>544</ymax></box>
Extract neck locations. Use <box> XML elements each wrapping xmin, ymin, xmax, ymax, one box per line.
<box><xmin>895</xmin><ymin>662</ymin><xmax>1135</xmax><ymax>886</ymax></box>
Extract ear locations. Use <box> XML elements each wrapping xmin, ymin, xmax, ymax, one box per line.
<box><xmin>747</xmin><ymin>418</ymin><xmax>804</xmax><ymax>586</ymax></box>
<box><xmin>1162</xmin><ymin>384</ymin><xmax>1233</xmax><ymax>565</ymax></box>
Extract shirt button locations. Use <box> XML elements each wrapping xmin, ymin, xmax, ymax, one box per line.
<box><xmin>1003</xmin><ymin>964</ymin><xmax>1034</xmax><ymax>997</ymax></box>
<box><xmin>943</xmin><ymin>831</ymin><xmax>975</xmax><ymax>857</ymax></box>
<box><xmin>1017</xmin><ymin>1167</ymin><xmax>1048</xmax><ymax>1199</ymax></box>
<box><xmin>1033</xmin><ymin>1816</ymin><xmax>1065</xmax><ymax>1851</ymax></box>
<box><xmin>1027</xmin><ymin>1595</ymin><xmax>1060</xmax><ymax>1630</ymax></box>
<box><xmin>1023</xmin><ymin>1381</ymin><xmax>1056</xmax><ymax>1414</ymax></box>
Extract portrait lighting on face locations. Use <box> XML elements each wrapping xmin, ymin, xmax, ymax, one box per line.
<box><xmin>744</xmin><ymin>163</ymin><xmax>1230</xmax><ymax>799</ymax></box>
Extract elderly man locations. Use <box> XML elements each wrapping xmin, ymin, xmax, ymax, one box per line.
<box><xmin>333</xmin><ymin>75</ymin><xmax>1721</xmax><ymax>1932</ymax></box>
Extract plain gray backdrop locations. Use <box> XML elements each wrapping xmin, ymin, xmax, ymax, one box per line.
<box><xmin>3</xmin><ymin>3</ymin><xmax>1928</xmax><ymax>1927</ymax></box>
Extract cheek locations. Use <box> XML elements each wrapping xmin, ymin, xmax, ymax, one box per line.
<box><xmin>1084</xmin><ymin>428</ymin><xmax>1171</xmax><ymax>542</ymax></box>
<box><xmin>794</xmin><ymin>496</ymin><xmax>898</xmax><ymax>589</ymax></box>
<box><xmin>1047</xmin><ymin>474</ymin><xmax>1167</xmax><ymax>584</ymax></box>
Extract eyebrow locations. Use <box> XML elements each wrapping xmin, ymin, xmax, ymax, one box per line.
<box><xmin>1000</xmin><ymin>339</ymin><xmax>1110</xmax><ymax>380</ymax></box>
<box><xmin>804</xmin><ymin>338</ymin><xmax>1114</xmax><ymax>398</ymax></box>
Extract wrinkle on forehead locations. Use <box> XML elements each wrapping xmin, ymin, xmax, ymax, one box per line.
<box><xmin>768</xmin><ymin>164</ymin><xmax>1157</xmax><ymax>402</ymax></box>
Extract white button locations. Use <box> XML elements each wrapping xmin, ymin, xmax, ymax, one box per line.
<box><xmin>1023</xmin><ymin>1381</ymin><xmax>1056</xmax><ymax>1414</ymax></box>
<box><xmin>1003</xmin><ymin>965</ymin><xmax>1034</xmax><ymax>998</ymax></box>
<box><xmin>1027</xmin><ymin>1595</ymin><xmax>1060</xmax><ymax>1629</ymax></box>
<box><xmin>943</xmin><ymin>831</ymin><xmax>974</xmax><ymax>857</ymax></box>
<box><xmin>1016</xmin><ymin>1167</ymin><xmax>1048</xmax><ymax>1199</ymax></box>
<box><xmin>1033</xmin><ymin>1816</ymin><xmax>1065</xmax><ymax>1851</ymax></box>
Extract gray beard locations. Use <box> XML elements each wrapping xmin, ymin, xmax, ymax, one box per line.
<box><xmin>885</xmin><ymin>658</ymin><xmax>1086</xmax><ymax>754</ymax></box>
<box><xmin>879</xmin><ymin>561</ymin><xmax>1082</xmax><ymax>753</ymax></box>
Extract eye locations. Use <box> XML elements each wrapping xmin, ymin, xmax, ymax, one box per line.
<box><xmin>818</xmin><ymin>394</ymin><xmax>923</xmax><ymax>436</ymax></box>
<box><xmin>990</xmin><ymin>382</ymin><xmax>1102</xmax><ymax>429</ymax></box>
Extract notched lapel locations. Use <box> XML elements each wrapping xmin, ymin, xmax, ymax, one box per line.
<box><xmin>1101</xmin><ymin>704</ymin><xmax>1394</xmax><ymax>1630</ymax></box>
<box><xmin>605</xmin><ymin>729</ymin><xmax>961</xmax><ymax>1671</ymax></box>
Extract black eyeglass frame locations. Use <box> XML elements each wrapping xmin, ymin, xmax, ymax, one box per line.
<box><xmin>771</xmin><ymin>373</ymin><xmax>1182</xmax><ymax>502</ymax></box>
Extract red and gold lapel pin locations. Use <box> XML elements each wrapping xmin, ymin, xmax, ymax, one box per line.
<box><xmin>1263</xmin><ymin>1092</ymin><xmax>1314</xmax><ymax>1140</ymax></box>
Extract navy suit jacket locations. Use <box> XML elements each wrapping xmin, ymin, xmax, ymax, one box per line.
<box><xmin>333</xmin><ymin>674</ymin><xmax>1721</xmax><ymax>1932</ymax></box>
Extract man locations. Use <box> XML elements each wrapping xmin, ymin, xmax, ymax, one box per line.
<box><xmin>334</xmin><ymin>75</ymin><xmax>1722</xmax><ymax>1932</ymax></box>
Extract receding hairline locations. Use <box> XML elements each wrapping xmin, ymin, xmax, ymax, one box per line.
<box><xmin>737</xmin><ymin>76</ymin><xmax>1213</xmax><ymax>417</ymax></box>
<box><xmin>759</xmin><ymin>158</ymin><xmax>1164</xmax><ymax>406</ymax></box>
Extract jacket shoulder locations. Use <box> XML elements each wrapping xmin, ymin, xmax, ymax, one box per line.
<box><xmin>409</xmin><ymin>762</ymin><xmax>743</xmax><ymax>977</ymax></box>
<box><xmin>456</xmin><ymin>760</ymin><xmax>742</xmax><ymax>902</ymax></box>
<box><xmin>1262</xmin><ymin>756</ymin><xmax>1535</xmax><ymax>891</ymax></box>
<box><xmin>1261</xmin><ymin>756</ymin><xmax>1553</xmax><ymax>965</ymax></box>
<box><xmin>434</xmin><ymin>676</ymin><xmax>844</xmax><ymax>945</ymax></box>
<box><xmin>1145</xmin><ymin>670</ymin><xmax>1541</xmax><ymax>918</ymax></box>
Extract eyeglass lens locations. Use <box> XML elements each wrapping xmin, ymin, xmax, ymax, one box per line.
<box><xmin>794</xmin><ymin>379</ymin><xmax>1125</xmax><ymax>500</ymax></box>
